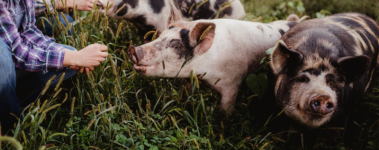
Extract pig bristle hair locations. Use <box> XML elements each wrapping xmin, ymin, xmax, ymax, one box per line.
<box><xmin>299</xmin><ymin>16</ymin><xmax>310</xmax><ymax>22</ymax></box>
<box><xmin>286</xmin><ymin>14</ymin><xmax>310</xmax><ymax>23</ymax></box>
<box><xmin>286</xmin><ymin>14</ymin><xmax>300</xmax><ymax>22</ymax></box>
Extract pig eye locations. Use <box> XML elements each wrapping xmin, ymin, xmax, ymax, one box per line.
<box><xmin>169</xmin><ymin>40</ymin><xmax>183</xmax><ymax>49</ymax></box>
<box><xmin>296</xmin><ymin>76</ymin><xmax>309</xmax><ymax>83</ymax></box>
<box><xmin>329</xmin><ymin>81</ymin><xmax>335</xmax><ymax>87</ymax></box>
<box><xmin>325</xmin><ymin>74</ymin><xmax>336</xmax><ymax>88</ymax></box>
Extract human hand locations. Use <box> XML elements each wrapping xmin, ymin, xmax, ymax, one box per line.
<box><xmin>70</xmin><ymin>66</ymin><xmax>94</xmax><ymax>75</ymax></box>
<box><xmin>56</xmin><ymin>0</ymin><xmax>97</xmax><ymax>11</ymax></box>
<box><xmin>74</xmin><ymin>0</ymin><xmax>98</xmax><ymax>11</ymax></box>
<box><xmin>63</xmin><ymin>44</ymin><xmax>108</xmax><ymax>68</ymax></box>
<box><xmin>62</xmin><ymin>49</ymin><xmax>94</xmax><ymax>75</ymax></box>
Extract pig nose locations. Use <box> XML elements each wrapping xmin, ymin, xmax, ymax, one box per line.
<box><xmin>310</xmin><ymin>95</ymin><xmax>335</xmax><ymax>115</ymax></box>
<box><xmin>129</xmin><ymin>46</ymin><xmax>144</xmax><ymax>64</ymax></box>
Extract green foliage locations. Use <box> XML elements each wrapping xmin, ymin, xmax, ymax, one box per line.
<box><xmin>1</xmin><ymin>0</ymin><xmax>379</xmax><ymax>150</ymax></box>
<box><xmin>303</xmin><ymin>0</ymin><xmax>379</xmax><ymax>21</ymax></box>
<box><xmin>246</xmin><ymin>73</ymin><xmax>268</xmax><ymax>100</ymax></box>
<box><xmin>241</xmin><ymin>0</ymin><xmax>306</xmax><ymax>22</ymax></box>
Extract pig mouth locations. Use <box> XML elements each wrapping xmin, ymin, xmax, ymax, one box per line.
<box><xmin>96</xmin><ymin>1</ymin><xmax>107</xmax><ymax>12</ymax></box>
<box><xmin>133</xmin><ymin>63</ymin><xmax>159</xmax><ymax>74</ymax></box>
<box><xmin>304</xmin><ymin>109</ymin><xmax>333</xmax><ymax>119</ymax></box>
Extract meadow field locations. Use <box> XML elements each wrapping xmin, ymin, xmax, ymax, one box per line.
<box><xmin>1</xmin><ymin>0</ymin><xmax>379</xmax><ymax>149</ymax></box>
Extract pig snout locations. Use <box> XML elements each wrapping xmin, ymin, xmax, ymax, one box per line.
<box><xmin>129</xmin><ymin>46</ymin><xmax>144</xmax><ymax>64</ymax></box>
<box><xmin>309</xmin><ymin>95</ymin><xmax>335</xmax><ymax>115</ymax></box>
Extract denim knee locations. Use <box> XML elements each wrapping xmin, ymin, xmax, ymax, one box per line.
<box><xmin>0</xmin><ymin>38</ymin><xmax>20</xmax><ymax>131</ymax></box>
<box><xmin>0</xmin><ymin>39</ymin><xmax>16</xmax><ymax>93</ymax></box>
<box><xmin>36</xmin><ymin>12</ymin><xmax>74</xmax><ymax>36</ymax></box>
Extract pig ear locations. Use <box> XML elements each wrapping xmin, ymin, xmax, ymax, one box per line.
<box><xmin>167</xmin><ymin>0</ymin><xmax>182</xmax><ymax>26</ymax></box>
<box><xmin>189</xmin><ymin>22</ymin><xmax>216</xmax><ymax>55</ymax></box>
<box><xmin>337</xmin><ymin>55</ymin><xmax>370</xmax><ymax>83</ymax></box>
<box><xmin>270</xmin><ymin>40</ymin><xmax>303</xmax><ymax>75</ymax></box>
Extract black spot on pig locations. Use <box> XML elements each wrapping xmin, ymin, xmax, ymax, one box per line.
<box><xmin>279</xmin><ymin>29</ymin><xmax>285</xmax><ymax>36</ymax></box>
<box><xmin>319</xmin><ymin>63</ymin><xmax>329</xmax><ymax>71</ymax></box>
<box><xmin>257</xmin><ymin>25</ymin><xmax>264</xmax><ymax>33</ymax></box>
<box><xmin>303</xmin><ymin>68</ymin><xmax>321</xmax><ymax>76</ymax></box>
<box><xmin>177</xmin><ymin>0</ymin><xmax>194</xmax><ymax>18</ymax></box>
<box><xmin>149</xmin><ymin>0</ymin><xmax>165</xmax><ymax>14</ymax></box>
<box><xmin>116</xmin><ymin>0</ymin><xmax>139</xmax><ymax>16</ymax></box>
<box><xmin>116</xmin><ymin>3</ymin><xmax>128</xmax><ymax>16</ymax></box>
<box><xmin>130</xmin><ymin>15</ymin><xmax>156</xmax><ymax>41</ymax></box>
<box><xmin>193</xmin><ymin>2</ymin><xmax>215</xmax><ymax>20</ymax></box>
<box><xmin>178</xmin><ymin>0</ymin><xmax>233</xmax><ymax>20</ymax></box>
<box><xmin>215</xmin><ymin>0</ymin><xmax>233</xmax><ymax>17</ymax></box>
<box><xmin>170</xmin><ymin>29</ymin><xmax>193</xmax><ymax>59</ymax></box>
<box><xmin>180</xmin><ymin>29</ymin><xmax>191</xmax><ymax>50</ymax></box>
<box><xmin>333</xmin><ymin>17</ymin><xmax>363</xmax><ymax>29</ymax></box>
<box><xmin>327</xmin><ymin>25</ymin><xmax>356</xmax><ymax>50</ymax></box>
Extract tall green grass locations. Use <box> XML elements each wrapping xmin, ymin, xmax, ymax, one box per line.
<box><xmin>1</xmin><ymin>0</ymin><xmax>379</xmax><ymax>149</ymax></box>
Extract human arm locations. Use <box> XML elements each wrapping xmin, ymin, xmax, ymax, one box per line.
<box><xmin>56</xmin><ymin>0</ymin><xmax>98</xmax><ymax>11</ymax></box>
<box><xmin>34</xmin><ymin>0</ymin><xmax>54</xmax><ymax>16</ymax></box>
<box><xmin>0</xmin><ymin>1</ymin><xmax>66</xmax><ymax>72</ymax></box>
<box><xmin>35</xmin><ymin>0</ymin><xmax>97</xmax><ymax>12</ymax></box>
<box><xmin>0</xmin><ymin>1</ymin><xmax>107</xmax><ymax>73</ymax></box>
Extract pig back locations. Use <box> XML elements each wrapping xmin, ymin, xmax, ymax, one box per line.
<box><xmin>202</xmin><ymin>19</ymin><xmax>294</xmax><ymax>76</ymax></box>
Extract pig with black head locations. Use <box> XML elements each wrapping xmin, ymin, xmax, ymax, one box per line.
<box><xmin>128</xmin><ymin>2</ymin><xmax>306</xmax><ymax>114</ymax></box>
<box><xmin>98</xmin><ymin>0</ymin><xmax>245</xmax><ymax>43</ymax></box>
<box><xmin>270</xmin><ymin>13</ymin><xmax>379</xmax><ymax>129</ymax></box>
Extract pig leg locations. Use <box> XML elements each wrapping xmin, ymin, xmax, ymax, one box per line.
<box><xmin>219</xmin><ymin>87</ymin><xmax>239</xmax><ymax>115</ymax></box>
<box><xmin>205</xmin><ymin>78</ymin><xmax>241</xmax><ymax>115</ymax></box>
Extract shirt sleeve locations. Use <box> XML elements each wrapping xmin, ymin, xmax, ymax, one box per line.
<box><xmin>0</xmin><ymin>1</ymin><xmax>65</xmax><ymax>73</ymax></box>
<box><xmin>34</xmin><ymin>0</ymin><xmax>53</xmax><ymax>16</ymax></box>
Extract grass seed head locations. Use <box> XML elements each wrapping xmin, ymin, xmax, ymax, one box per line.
<box><xmin>70</xmin><ymin>97</ymin><xmax>76</xmax><ymax>113</ymax></box>
<box><xmin>39</xmin><ymin>100</ymin><xmax>48</xmax><ymax>113</ymax></box>
<box><xmin>86</xmin><ymin>119</ymin><xmax>96</xmax><ymax>131</ymax></box>
<box><xmin>42</xmin><ymin>104</ymin><xmax>61</xmax><ymax>114</ymax></box>
<box><xmin>41</xmin><ymin>75</ymin><xmax>55</xmax><ymax>95</ymax></box>
<box><xmin>53</xmin><ymin>88</ymin><xmax>62</xmax><ymax>98</ymax></box>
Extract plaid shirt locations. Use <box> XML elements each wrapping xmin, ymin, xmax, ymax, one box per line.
<box><xmin>34</xmin><ymin>0</ymin><xmax>53</xmax><ymax>16</ymax></box>
<box><xmin>0</xmin><ymin>0</ymin><xmax>65</xmax><ymax>73</ymax></box>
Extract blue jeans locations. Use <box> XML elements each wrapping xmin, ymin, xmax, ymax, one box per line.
<box><xmin>0</xmin><ymin>38</ymin><xmax>76</xmax><ymax>133</ymax></box>
<box><xmin>36</xmin><ymin>12</ymin><xmax>74</xmax><ymax>36</ymax></box>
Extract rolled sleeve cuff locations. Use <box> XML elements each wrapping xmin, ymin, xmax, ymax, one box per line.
<box><xmin>47</xmin><ymin>42</ymin><xmax>65</xmax><ymax>51</ymax></box>
<box><xmin>45</xmin><ymin>50</ymin><xmax>65</xmax><ymax>73</ymax></box>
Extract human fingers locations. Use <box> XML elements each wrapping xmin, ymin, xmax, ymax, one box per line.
<box><xmin>99</xmin><ymin>57</ymin><xmax>106</xmax><ymax>62</ymax></box>
<box><xmin>89</xmin><ymin>67</ymin><xmax>94</xmax><ymax>71</ymax></box>
<box><xmin>100</xmin><ymin>52</ymin><xmax>109</xmax><ymax>57</ymax></box>
<box><xmin>88</xmin><ymin>0</ymin><xmax>96</xmax><ymax>3</ymax></box>
<box><xmin>85</xmin><ymin>68</ymin><xmax>90</xmax><ymax>75</ymax></box>
<box><xmin>94</xmin><ymin>44</ymin><xmax>108</xmax><ymax>52</ymax></box>
<box><xmin>79</xmin><ymin>67</ymin><xmax>84</xmax><ymax>73</ymax></box>
<box><xmin>70</xmin><ymin>66</ymin><xmax>79</xmax><ymax>71</ymax></box>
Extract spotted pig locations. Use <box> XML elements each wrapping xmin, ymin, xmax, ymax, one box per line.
<box><xmin>99</xmin><ymin>0</ymin><xmax>245</xmax><ymax>43</ymax></box>
<box><xmin>128</xmin><ymin>5</ymin><xmax>305</xmax><ymax>114</ymax></box>
<box><xmin>270</xmin><ymin>13</ymin><xmax>379</xmax><ymax>129</ymax></box>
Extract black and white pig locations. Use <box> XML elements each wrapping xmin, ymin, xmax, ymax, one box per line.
<box><xmin>270</xmin><ymin>13</ymin><xmax>379</xmax><ymax>129</ymax></box>
<box><xmin>99</xmin><ymin>0</ymin><xmax>245</xmax><ymax>43</ymax></box>
<box><xmin>128</xmin><ymin>4</ymin><xmax>305</xmax><ymax>114</ymax></box>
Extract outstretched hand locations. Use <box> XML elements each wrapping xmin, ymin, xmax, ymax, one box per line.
<box><xmin>63</xmin><ymin>44</ymin><xmax>108</xmax><ymax>73</ymax></box>
<box><xmin>56</xmin><ymin>0</ymin><xmax>98</xmax><ymax>11</ymax></box>
<box><xmin>70</xmin><ymin>66</ymin><xmax>94</xmax><ymax>75</ymax></box>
